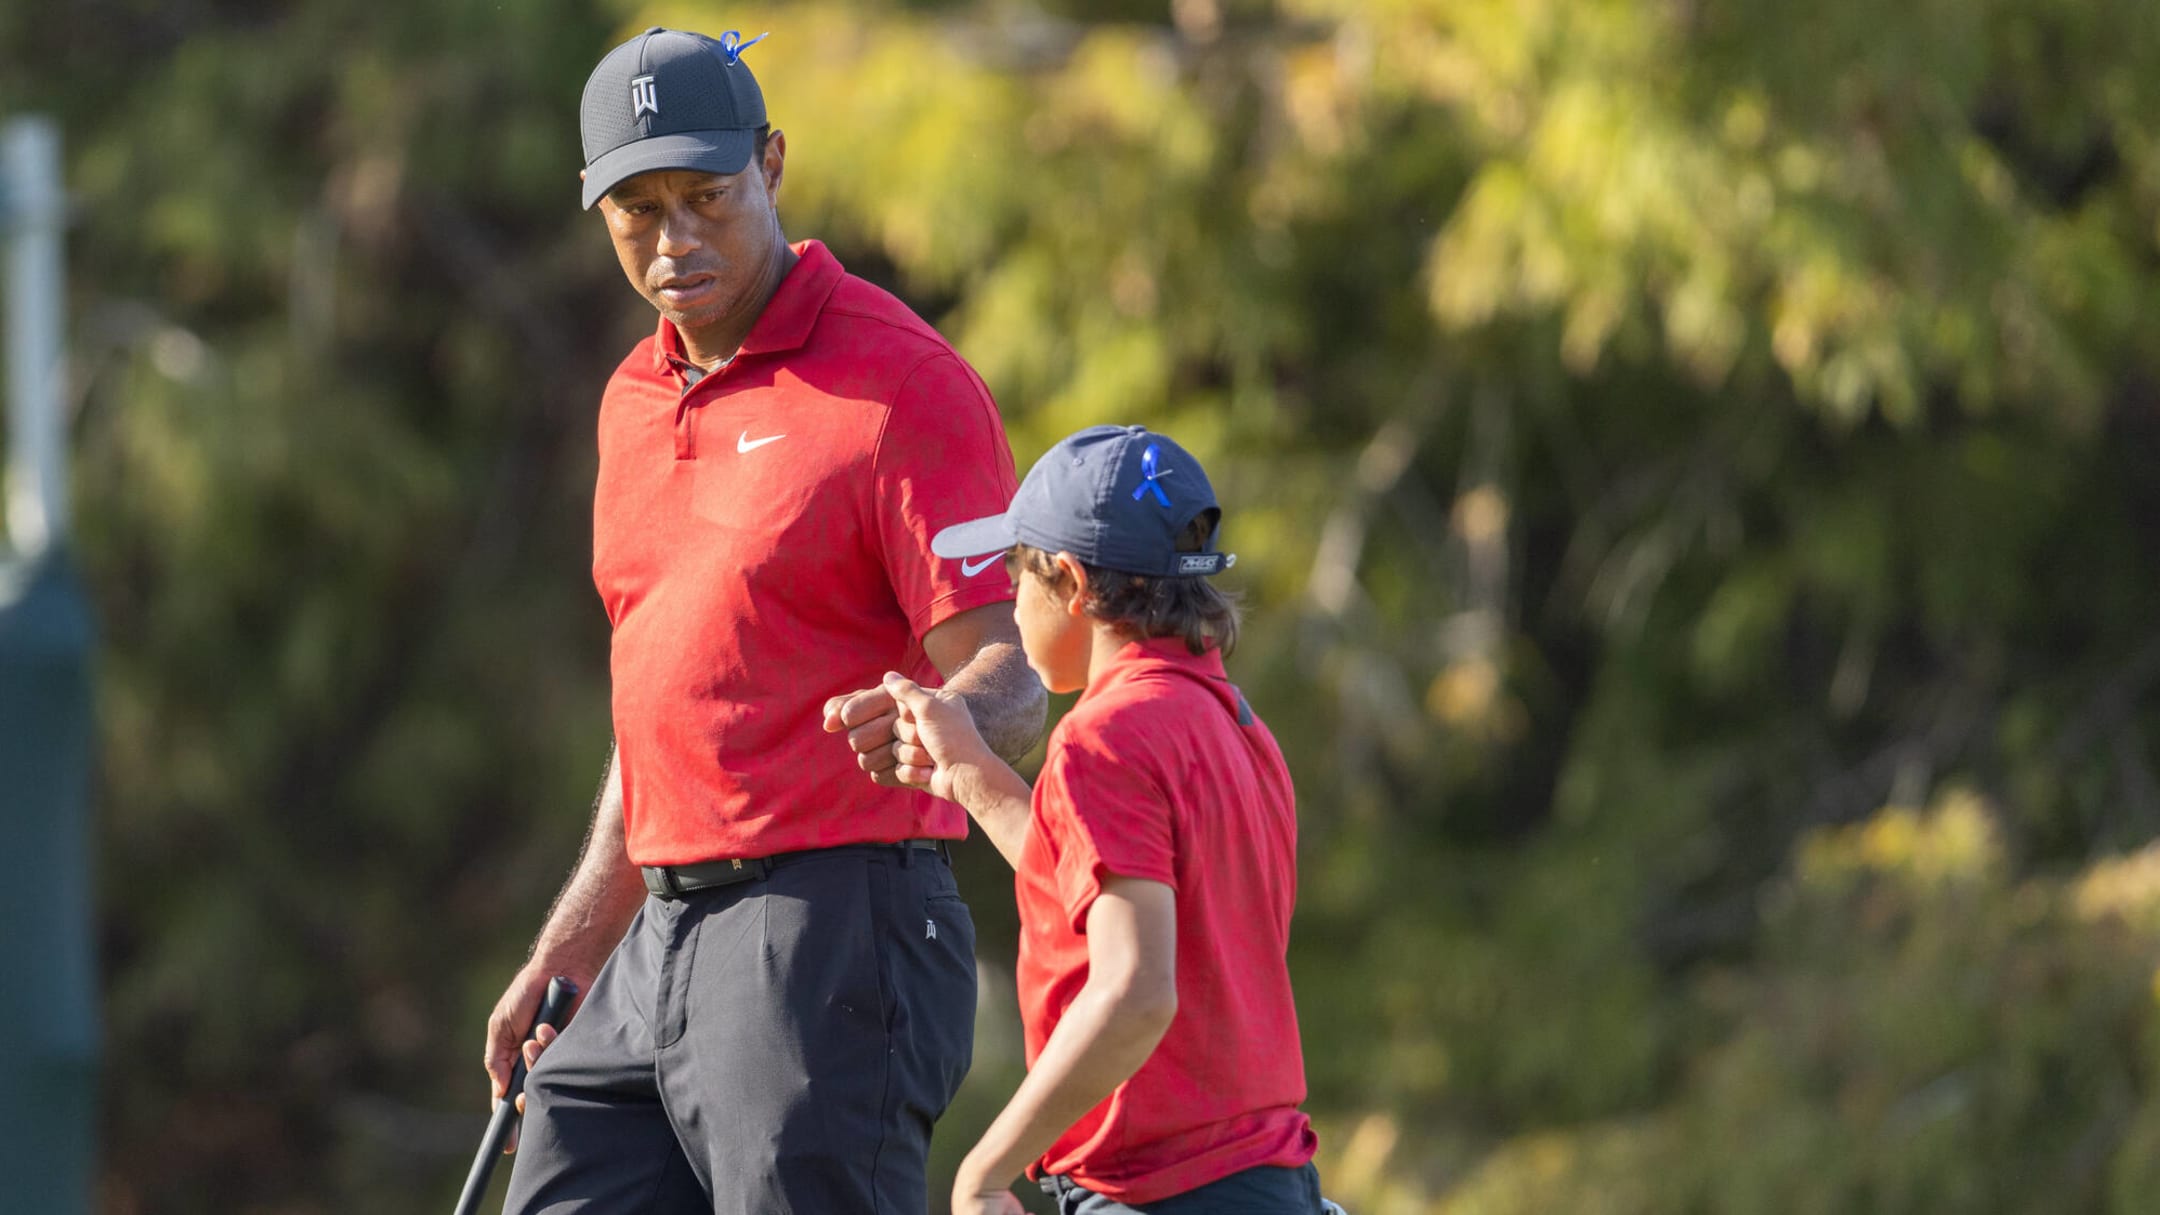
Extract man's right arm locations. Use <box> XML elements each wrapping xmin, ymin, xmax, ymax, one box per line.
<box><xmin>482</xmin><ymin>741</ymin><xmax>646</xmax><ymax>1102</ymax></box>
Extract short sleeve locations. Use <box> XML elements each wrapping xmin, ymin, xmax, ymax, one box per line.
<box><xmin>1035</xmin><ymin>733</ymin><xmax>1178</xmax><ymax>934</ymax></box>
<box><xmin>871</xmin><ymin>352</ymin><xmax>1020</xmax><ymax>638</ymax></box>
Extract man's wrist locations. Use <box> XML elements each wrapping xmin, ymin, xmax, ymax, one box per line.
<box><xmin>528</xmin><ymin>906</ymin><xmax>631</xmax><ymax>975</ymax></box>
<box><xmin>525</xmin><ymin>944</ymin><xmax>599</xmax><ymax>980</ymax></box>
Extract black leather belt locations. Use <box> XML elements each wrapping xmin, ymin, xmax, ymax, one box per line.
<box><xmin>641</xmin><ymin>839</ymin><xmax>950</xmax><ymax>901</ymax></box>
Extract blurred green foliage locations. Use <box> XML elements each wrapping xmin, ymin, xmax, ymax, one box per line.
<box><xmin>7</xmin><ymin>0</ymin><xmax>2160</xmax><ymax>1211</ymax></box>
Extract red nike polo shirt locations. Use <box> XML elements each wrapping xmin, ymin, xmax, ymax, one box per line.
<box><xmin>592</xmin><ymin>240</ymin><xmax>1019</xmax><ymax>866</ymax></box>
<box><xmin>1015</xmin><ymin>639</ymin><xmax>1317</xmax><ymax>1203</ymax></box>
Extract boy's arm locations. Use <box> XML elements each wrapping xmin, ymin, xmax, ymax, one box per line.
<box><xmin>878</xmin><ymin>671</ymin><xmax>1034</xmax><ymax>868</ymax></box>
<box><xmin>940</xmin><ymin>750</ymin><xmax>1034</xmax><ymax>869</ymax></box>
<box><xmin>952</xmin><ymin>875</ymin><xmax>1179</xmax><ymax>1208</ymax></box>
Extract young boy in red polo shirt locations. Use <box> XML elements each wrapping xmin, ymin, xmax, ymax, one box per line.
<box><xmin>878</xmin><ymin>425</ymin><xmax>1333</xmax><ymax>1214</ymax></box>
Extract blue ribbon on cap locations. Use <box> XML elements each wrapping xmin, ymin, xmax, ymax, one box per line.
<box><xmin>718</xmin><ymin>30</ymin><xmax>769</xmax><ymax>64</ymax></box>
<box><xmin>1132</xmin><ymin>443</ymin><xmax>1174</xmax><ymax>507</ymax></box>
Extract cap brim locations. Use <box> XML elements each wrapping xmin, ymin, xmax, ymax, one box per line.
<box><xmin>582</xmin><ymin>129</ymin><xmax>759</xmax><ymax>209</ymax></box>
<box><xmin>931</xmin><ymin>514</ymin><xmax>1019</xmax><ymax>559</ymax></box>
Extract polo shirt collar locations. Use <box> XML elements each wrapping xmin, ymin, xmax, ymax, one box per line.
<box><xmin>1080</xmin><ymin>636</ymin><xmax>1238</xmax><ymax>718</ymax></box>
<box><xmin>648</xmin><ymin>239</ymin><xmax>845</xmax><ymax>375</ymax></box>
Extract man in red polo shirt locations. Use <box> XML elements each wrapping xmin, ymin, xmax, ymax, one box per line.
<box><xmin>479</xmin><ymin>27</ymin><xmax>1045</xmax><ymax>1215</ymax></box>
<box><xmin>875</xmin><ymin>426</ymin><xmax>1329</xmax><ymax>1214</ymax></box>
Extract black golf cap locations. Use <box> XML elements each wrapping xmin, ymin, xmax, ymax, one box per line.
<box><xmin>933</xmin><ymin>425</ymin><xmax>1237</xmax><ymax>579</ymax></box>
<box><xmin>579</xmin><ymin>27</ymin><xmax>769</xmax><ymax>210</ymax></box>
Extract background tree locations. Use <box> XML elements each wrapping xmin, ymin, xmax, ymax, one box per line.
<box><xmin>5</xmin><ymin>0</ymin><xmax>2160</xmax><ymax>1210</ymax></box>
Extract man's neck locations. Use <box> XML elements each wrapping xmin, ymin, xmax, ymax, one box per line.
<box><xmin>678</xmin><ymin>242</ymin><xmax>801</xmax><ymax>370</ymax></box>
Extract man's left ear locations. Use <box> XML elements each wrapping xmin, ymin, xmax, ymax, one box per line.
<box><xmin>763</xmin><ymin>128</ymin><xmax>786</xmax><ymax>191</ymax></box>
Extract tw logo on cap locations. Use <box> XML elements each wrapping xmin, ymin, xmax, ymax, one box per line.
<box><xmin>630</xmin><ymin>74</ymin><xmax>659</xmax><ymax>118</ymax></box>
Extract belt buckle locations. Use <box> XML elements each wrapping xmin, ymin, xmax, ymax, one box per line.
<box><xmin>722</xmin><ymin>856</ymin><xmax>768</xmax><ymax>885</ymax></box>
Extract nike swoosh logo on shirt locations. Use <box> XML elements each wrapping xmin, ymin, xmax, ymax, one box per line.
<box><xmin>737</xmin><ymin>430</ymin><xmax>786</xmax><ymax>453</ymax></box>
<box><xmin>960</xmin><ymin>554</ymin><xmax>1001</xmax><ymax>578</ymax></box>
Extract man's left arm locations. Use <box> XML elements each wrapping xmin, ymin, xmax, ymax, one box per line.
<box><xmin>827</xmin><ymin>350</ymin><xmax>1040</xmax><ymax>786</ymax></box>
<box><xmin>923</xmin><ymin>603</ymin><xmax>1046</xmax><ymax>763</ymax></box>
<box><xmin>823</xmin><ymin>600</ymin><xmax>1046</xmax><ymax>781</ymax></box>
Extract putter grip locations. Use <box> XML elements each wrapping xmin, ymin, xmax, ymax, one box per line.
<box><xmin>451</xmin><ymin>976</ymin><xmax>580</xmax><ymax>1215</ymax></box>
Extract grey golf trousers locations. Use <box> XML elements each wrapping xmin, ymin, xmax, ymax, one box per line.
<box><xmin>502</xmin><ymin>843</ymin><xmax>977</xmax><ymax>1214</ymax></box>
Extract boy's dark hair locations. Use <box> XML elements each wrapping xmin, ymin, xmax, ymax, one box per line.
<box><xmin>1014</xmin><ymin>511</ymin><xmax>1241</xmax><ymax>656</ymax></box>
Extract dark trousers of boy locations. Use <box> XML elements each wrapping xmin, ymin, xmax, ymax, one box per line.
<box><xmin>1039</xmin><ymin>1162</ymin><xmax>1329</xmax><ymax>1214</ymax></box>
<box><xmin>502</xmin><ymin>842</ymin><xmax>977</xmax><ymax>1214</ymax></box>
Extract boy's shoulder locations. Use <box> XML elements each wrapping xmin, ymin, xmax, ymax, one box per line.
<box><xmin>1067</xmin><ymin>653</ymin><xmax>1206</xmax><ymax>718</ymax></box>
<box><xmin>1051</xmin><ymin>647</ymin><xmax>1247</xmax><ymax>763</ymax></box>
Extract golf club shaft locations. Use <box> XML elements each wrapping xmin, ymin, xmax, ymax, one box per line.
<box><xmin>451</xmin><ymin>976</ymin><xmax>578</xmax><ymax>1215</ymax></box>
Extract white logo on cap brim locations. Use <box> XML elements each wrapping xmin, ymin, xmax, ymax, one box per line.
<box><xmin>630</xmin><ymin>75</ymin><xmax>659</xmax><ymax>118</ymax></box>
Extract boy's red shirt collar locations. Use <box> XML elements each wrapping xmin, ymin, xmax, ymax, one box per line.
<box><xmin>1080</xmin><ymin>636</ymin><xmax>1237</xmax><ymax>716</ymax></box>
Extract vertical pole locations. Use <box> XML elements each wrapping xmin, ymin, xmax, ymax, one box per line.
<box><xmin>0</xmin><ymin>112</ymin><xmax>96</xmax><ymax>1215</ymax></box>
<box><xmin>5</xmin><ymin>116</ymin><xmax>67</xmax><ymax>557</ymax></box>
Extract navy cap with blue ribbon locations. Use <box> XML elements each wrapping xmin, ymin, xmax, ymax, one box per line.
<box><xmin>932</xmin><ymin>425</ymin><xmax>1236</xmax><ymax>578</ymax></box>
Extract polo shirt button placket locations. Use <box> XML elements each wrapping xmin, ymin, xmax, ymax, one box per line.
<box><xmin>672</xmin><ymin>360</ymin><xmax>717</xmax><ymax>461</ymax></box>
<box><xmin>674</xmin><ymin>397</ymin><xmax>698</xmax><ymax>460</ymax></box>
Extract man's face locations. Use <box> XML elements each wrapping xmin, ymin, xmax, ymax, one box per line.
<box><xmin>595</xmin><ymin>134</ymin><xmax>787</xmax><ymax>338</ymax></box>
